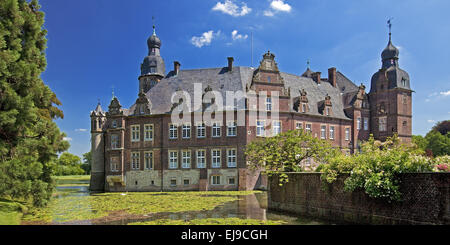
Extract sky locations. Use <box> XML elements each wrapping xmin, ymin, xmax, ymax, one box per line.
<box><xmin>38</xmin><ymin>0</ymin><xmax>450</xmax><ymax>157</ymax></box>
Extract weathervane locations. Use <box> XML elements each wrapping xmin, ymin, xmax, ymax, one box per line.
<box><xmin>111</xmin><ymin>85</ymin><xmax>115</xmax><ymax>99</ymax></box>
<box><xmin>387</xmin><ymin>18</ymin><xmax>393</xmax><ymax>41</ymax></box>
<box><xmin>152</xmin><ymin>16</ymin><xmax>156</xmax><ymax>35</ymax></box>
<box><xmin>307</xmin><ymin>59</ymin><xmax>310</xmax><ymax>69</ymax></box>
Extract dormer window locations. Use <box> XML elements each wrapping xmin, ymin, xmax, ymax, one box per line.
<box><xmin>326</xmin><ymin>107</ymin><xmax>331</xmax><ymax>116</ymax></box>
<box><xmin>112</xmin><ymin>120</ymin><xmax>117</xmax><ymax>128</ymax></box>
<box><xmin>267</xmin><ymin>76</ymin><xmax>271</xmax><ymax>83</ymax></box>
<box><xmin>302</xmin><ymin>103</ymin><xmax>307</xmax><ymax>113</ymax></box>
<box><xmin>150</xmin><ymin>67</ymin><xmax>156</xmax><ymax>73</ymax></box>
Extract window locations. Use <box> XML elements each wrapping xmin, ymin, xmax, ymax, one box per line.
<box><xmin>296</xmin><ymin>122</ymin><xmax>303</xmax><ymax>130</ymax></box>
<box><xmin>144</xmin><ymin>151</ymin><xmax>153</xmax><ymax>170</ymax></box>
<box><xmin>196</xmin><ymin>150</ymin><xmax>206</xmax><ymax>168</ymax></box>
<box><xmin>169</xmin><ymin>151</ymin><xmax>178</xmax><ymax>169</ymax></box>
<box><xmin>211</xmin><ymin>175</ymin><xmax>221</xmax><ymax>185</ymax></box>
<box><xmin>170</xmin><ymin>178</ymin><xmax>177</xmax><ymax>187</ymax></box>
<box><xmin>228</xmin><ymin>177</ymin><xmax>236</xmax><ymax>185</ymax></box>
<box><xmin>356</xmin><ymin>117</ymin><xmax>361</xmax><ymax>130</ymax></box>
<box><xmin>169</xmin><ymin>124</ymin><xmax>178</xmax><ymax>139</ymax></box>
<box><xmin>305</xmin><ymin>124</ymin><xmax>312</xmax><ymax>134</ymax></box>
<box><xmin>182</xmin><ymin>124</ymin><xmax>191</xmax><ymax>139</ymax></box>
<box><xmin>256</xmin><ymin>121</ymin><xmax>265</xmax><ymax>137</ymax></box>
<box><xmin>403</xmin><ymin>121</ymin><xmax>407</xmax><ymax>127</ymax></box>
<box><xmin>345</xmin><ymin>128</ymin><xmax>350</xmax><ymax>141</ymax></box>
<box><xmin>320</xmin><ymin>125</ymin><xmax>326</xmax><ymax>139</ymax></box>
<box><xmin>131</xmin><ymin>125</ymin><xmax>140</xmax><ymax>142</ymax></box>
<box><xmin>211</xmin><ymin>149</ymin><xmax>221</xmax><ymax>168</ymax></box>
<box><xmin>379</xmin><ymin>117</ymin><xmax>387</xmax><ymax>132</ymax></box>
<box><xmin>326</xmin><ymin>107</ymin><xmax>331</xmax><ymax>116</ymax></box>
<box><xmin>112</xmin><ymin>120</ymin><xmax>117</xmax><ymax>128</ymax></box>
<box><xmin>329</xmin><ymin>126</ymin><xmax>335</xmax><ymax>140</ymax></box>
<box><xmin>111</xmin><ymin>134</ymin><xmax>119</xmax><ymax>149</ymax></box>
<box><xmin>184</xmin><ymin>179</ymin><xmax>190</xmax><ymax>186</ymax></box>
<box><xmin>227</xmin><ymin>121</ymin><xmax>237</xmax><ymax>136</ymax></box>
<box><xmin>131</xmin><ymin>152</ymin><xmax>140</xmax><ymax>170</ymax></box>
<box><xmin>302</xmin><ymin>103</ymin><xmax>307</xmax><ymax>113</ymax></box>
<box><xmin>267</xmin><ymin>76</ymin><xmax>271</xmax><ymax>83</ymax></box>
<box><xmin>197</xmin><ymin>123</ymin><xmax>206</xmax><ymax>138</ymax></box>
<box><xmin>144</xmin><ymin>124</ymin><xmax>153</xmax><ymax>141</ymax></box>
<box><xmin>273</xmin><ymin>121</ymin><xmax>281</xmax><ymax>136</ymax></box>
<box><xmin>363</xmin><ymin>118</ymin><xmax>369</xmax><ymax>131</ymax></box>
<box><xmin>150</xmin><ymin>67</ymin><xmax>156</xmax><ymax>73</ymax></box>
<box><xmin>266</xmin><ymin>97</ymin><xmax>272</xmax><ymax>111</ymax></box>
<box><xmin>182</xmin><ymin>150</ymin><xmax>191</xmax><ymax>168</ymax></box>
<box><xmin>227</xmin><ymin>149</ymin><xmax>237</xmax><ymax>168</ymax></box>
<box><xmin>110</xmin><ymin>157</ymin><xmax>119</xmax><ymax>172</ymax></box>
<box><xmin>212</xmin><ymin>122</ymin><xmax>221</xmax><ymax>137</ymax></box>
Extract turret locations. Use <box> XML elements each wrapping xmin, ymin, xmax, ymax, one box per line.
<box><xmin>139</xmin><ymin>25</ymin><xmax>165</xmax><ymax>93</ymax></box>
<box><xmin>89</xmin><ymin>102</ymin><xmax>106</xmax><ymax>191</ymax></box>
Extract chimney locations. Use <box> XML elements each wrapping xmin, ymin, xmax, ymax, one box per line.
<box><xmin>227</xmin><ymin>57</ymin><xmax>234</xmax><ymax>72</ymax></box>
<box><xmin>328</xmin><ymin>67</ymin><xmax>336</xmax><ymax>87</ymax></box>
<box><xmin>174</xmin><ymin>61</ymin><xmax>180</xmax><ymax>75</ymax></box>
<box><xmin>312</xmin><ymin>72</ymin><xmax>321</xmax><ymax>84</ymax></box>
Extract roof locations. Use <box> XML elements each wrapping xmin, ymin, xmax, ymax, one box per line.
<box><xmin>125</xmin><ymin>66</ymin><xmax>356</xmax><ymax>120</ymax></box>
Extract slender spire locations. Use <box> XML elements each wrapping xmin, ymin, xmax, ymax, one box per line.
<box><xmin>387</xmin><ymin>18</ymin><xmax>393</xmax><ymax>43</ymax></box>
<box><xmin>111</xmin><ymin>85</ymin><xmax>115</xmax><ymax>99</ymax></box>
<box><xmin>307</xmin><ymin>59</ymin><xmax>310</xmax><ymax>69</ymax></box>
<box><xmin>152</xmin><ymin>16</ymin><xmax>156</xmax><ymax>35</ymax></box>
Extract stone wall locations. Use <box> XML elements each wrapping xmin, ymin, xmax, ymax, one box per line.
<box><xmin>268</xmin><ymin>172</ymin><xmax>450</xmax><ymax>225</ymax></box>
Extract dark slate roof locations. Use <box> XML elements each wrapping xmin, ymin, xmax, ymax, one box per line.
<box><xmin>370</xmin><ymin>66</ymin><xmax>411</xmax><ymax>93</ymax></box>
<box><xmin>126</xmin><ymin>66</ymin><xmax>355</xmax><ymax>120</ymax></box>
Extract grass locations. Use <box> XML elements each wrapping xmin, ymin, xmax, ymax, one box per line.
<box><xmin>129</xmin><ymin>217</ymin><xmax>286</xmax><ymax>225</ymax></box>
<box><xmin>23</xmin><ymin>191</ymin><xmax>262</xmax><ymax>223</ymax></box>
<box><xmin>0</xmin><ymin>199</ymin><xmax>27</xmax><ymax>225</ymax></box>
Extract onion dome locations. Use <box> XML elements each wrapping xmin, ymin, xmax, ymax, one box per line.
<box><xmin>381</xmin><ymin>37</ymin><xmax>399</xmax><ymax>61</ymax></box>
<box><xmin>147</xmin><ymin>25</ymin><xmax>161</xmax><ymax>49</ymax></box>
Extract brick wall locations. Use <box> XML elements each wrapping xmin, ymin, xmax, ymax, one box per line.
<box><xmin>268</xmin><ymin>172</ymin><xmax>450</xmax><ymax>224</ymax></box>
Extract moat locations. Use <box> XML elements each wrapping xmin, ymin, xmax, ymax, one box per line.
<box><xmin>21</xmin><ymin>176</ymin><xmax>334</xmax><ymax>225</ymax></box>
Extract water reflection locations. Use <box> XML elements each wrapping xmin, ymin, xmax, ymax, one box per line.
<box><xmin>50</xmin><ymin>180</ymin><xmax>331</xmax><ymax>225</ymax></box>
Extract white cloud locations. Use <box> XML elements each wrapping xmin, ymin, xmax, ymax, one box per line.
<box><xmin>190</xmin><ymin>30</ymin><xmax>220</xmax><ymax>48</ymax></box>
<box><xmin>263</xmin><ymin>10</ymin><xmax>274</xmax><ymax>17</ymax></box>
<box><xmin>270</xmin><ymin>0</ymin><xmax>292</xmax><ymax>12</ymax></box>
<box><xmin>231</xmin><ymin>30</ymin><xmax>248</xmax><ymax>41</ymax></box>
<box><xmin>427</xmin><ymin>119</ymin><xmax>436</xmax><ymax>124</ymax></box>
<box><xmin>63</xmin><ymin>137</ymin><xmax>73</xmax><ymax>141</ymax></box>
<box><xmin>75</xmin><ymin>128</ymin><xmax>88</xmax><ymax>132</ymax></box>
<box><xmin>440</xmin><ymin>90</ymin><xmax>450</xmax><ymax>96</ymax></box>
<box><xmin>212</xmin><ymin>0</ymin><xmax>252</xmax><ymax>17</ymax></box>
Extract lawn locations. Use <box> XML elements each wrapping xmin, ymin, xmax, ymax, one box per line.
<box><xmin>0</xmin><ymin>199</ymin><xmax>26</xmax><ymax>225</ymax></box>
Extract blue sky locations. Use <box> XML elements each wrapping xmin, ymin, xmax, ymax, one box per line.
<box><xmin>39</xmin><ymin>0</ymin><xmax>450</xmax><ymax>157</ymax></box>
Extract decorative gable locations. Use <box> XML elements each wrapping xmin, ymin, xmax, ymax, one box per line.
<box><xmin>108</xmin><ymin>97</ymin><xmax>123</xmax><ymax>115</ymax></box>
<box><xmin>133</xmin><ymin>90</ymin><xmax>152</xmax><ymax>115</ymax></box>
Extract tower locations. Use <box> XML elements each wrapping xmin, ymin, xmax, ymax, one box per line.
<box><xmin>89</xmin><ymin>102</ymin><xmax>106</xmax><ymax>191</ymax></box>
<box><xmin>139</xmin><ymin>25</ymin><xmax>165</xmax><ymax>93</ymax></box>
<box><xmin>369</xmin><ymin>20</ymin><xmax>413</xmax><ymax>143</ymax></box>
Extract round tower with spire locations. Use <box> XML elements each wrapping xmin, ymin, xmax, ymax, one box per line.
<box><xmin>369</xmin><ymin>20</ymin><xmax>413</xmax><ymax>143</ymax></box>
<box><xmin>139</xmin><ymin>24</ymin><xmax>166</xmax><ymax>93</ymax></box>
<box><xmin>89</xmin><ymin>102</ymin><xmax>106</xmax><ymax>191</ymax></box>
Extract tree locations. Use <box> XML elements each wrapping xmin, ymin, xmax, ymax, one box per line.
<box><xmin>432</xmin><ymin>120</ymin><xmax>450</xmax><ymax>135</ymax></box>
<box><xmin>245</xmin><ymin>129</ymin><xmax>338</xmax><ymax>184</ymax></box>
<box><xmin>54</xmin><ymin>152</ymin><xmax>84</xmax><ymax>176</ymax></box>
<box><xmin>425</xmin><ymin>131</ymin><xmax>450</xmax><ymax>157</ymax></box>
<box><xmin>81</xmin><ymin>151</ymin><xmax>91</xmax><ymax>174</ymax></box>
<box><xmin>0</xmin><ymin>0</ymin><xmax>69</xmax><ymax>207</ymax></box>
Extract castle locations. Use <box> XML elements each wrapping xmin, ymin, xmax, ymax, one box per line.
<box><xmin>89</xmin><ymin>25</ymin><xmax>412</xmax><ymax>192</ymax></box>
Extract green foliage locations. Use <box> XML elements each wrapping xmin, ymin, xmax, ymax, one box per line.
<box><xmin>129</xmin><ymin>217</ymin><xmax>286</xmax><ymax>225</ymax></box>
<box><xmin>245</xmin><ymin>129</ymin><xmax>339</xmax><ymax>185</ymax></box>
<box><xmin>81</xmin><ymin>151</ymin><xmax>91</xmax><ymax>174</ymax></box>
<box><xmin>0</xmin><ymin>0</ymin><xmax>69</xmax><ymax>207</ymax></box>
<box><xmin>412</xmin><ymin>120</ymin><xmax>450</xmax><ymax>157</ymax></box>
<box><xmin>53</xmin><ymin>152</ymin><xmax>85</xmax><ymax>176</ymax></box>
<box><xmin>318</xmin><ymin>135</ymin><xmax>435</xmax><ymax>202</ymax></box>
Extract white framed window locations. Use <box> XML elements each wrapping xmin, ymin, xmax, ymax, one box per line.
<box><xmin>363</xmin><ymin>117</ymin><xmax>369</xmax><ymax>131</ymax></box>
<box><xmin>379</xmin><ymin>117</ymin><xmax>387</xmax><ymax>132</ymax></box>
<box><xmin>182</xmin><ymin>150</ymin><xmax>191</xmax><ymax>168</ymax></box>
<box><xmin>273</xmin><ymin>120</ymin><xmax>281</xmax><ymax>136</ymax></box>
<box><xmin>144</xmin><ymin>151</ymin><xmax>153</xmax><ymax>170</ymax></box>
<box><xmin>182</xmin><ymin>124</ymin><xmax>191</xmax><ymax>139</ymax></box>
<box><xmin>110</xmin><ymin>156</ymin><xmax>119</xmax><ymax>172</ymax></box>
<box><xmin>196</xmin><ymin>123</ymin><xmax>206</xmax><ymax>138</ymax></box>
<box><xmin>144</xmin><ymin>124</ymin><xmax>153</xmax><ymax>141</ymax></box>
<box><xmin>305</xmin><ymin>123</ymin><xmax>312</xmax><ymax>134</ymax></box>
<box><xmin>131</xmin><ymin>152</ymin><xmax>140</xmax><ymax>170</ymax></box>
<box><xmin>302</xmin><ymin>103</ymin><xmax>307</xmax><ymax>113</ymax></box>
<box><xmin>329</xmin><ymin>126</ymin><xmax>335</xmax><ymax>140</ymax></box>
<box><xmin>228</xmin><ymin>177</ymin><xmax>236</xmax><ymax>185</ymax></box>
<box><xmin>296</xmin><ymin>122</ymin><xmax>303</xmax><ymax>130</ymax></box>
<box><xmin>345</xmin><ymin>128</ymin><xmax>350</xmax><ymax>141</ymax></box>
<box><xmin>266</xmin><ymin>97</ymin><xmax>272</xmax><ymax>111</ymax></box>
<box><xmin>112</xmin><ymin>120</ymin><xmax>117</xmax><ymax>128</ymax></box>
<box><xmin>211</xmin><ymin>149</ymin><xmax>221</xmax><ymax>168</ymax></box>
<box><xmin>357</xmin><ymin>117</ymin><xmax>361</xmax><ymax>130</ymax></box>
<box><xmin>320</xmin><ymin>125</ymin><xmax>326</xmax><ymax>139</ymax></box>
<box><xmin>227</xmin><ymin>149</ymin><xmax>237</xmax><ymax>168</ymax></box>
<box><xmin>183</xmin><ymin>179</ymin><xmax>190</xmax><ymax>186</ymax></box>
<box><xmin>111</xmin><ymin>134</ymin><xmax>119</xmax><ymax>149</ymax></box>
<box><xmin>227</xmin><ymin>121</ymin><xmax>237</xmax><ymax>136</ymax></box>
<box><xmin>169</xmin><ymin>150</ymin><xmax>178</xmax><ymax>169</ymax></box>
<box><xmin>169</xmin><ymin>124</ymin><xmax>178</xmax><ymax>139</ymax></box>
<box><xmin>131</xmin><ymin>125</ymin><xmax>140</xmax><ymax>142</ymax></box>
<box><xmin>196</xmin><ymin>149</ymin><xmax>206</xmax><ymax>168</ymax></box>
<box><xmin>256</xmin><ymin>120</ymin><xmax>265</xmax><ymax>137</ymax></box>
<box><xmin>211</xmin><ymin>175</ymin><xmax>221</xmax><ymax>185</ymax></box>
<box><xmin>170</xmin><ymin>178</ymin><xmax>177</xmax><ymax>187</ymax></box>
<box><xmin>326</xmin><ymin>107</ymin><xmax>331</xmax><ymax>116</ymax></box>
<box><xmin>212</xmin><ymin>122</ymin><xmax>221</xmax><ymax>137</ymax></box>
